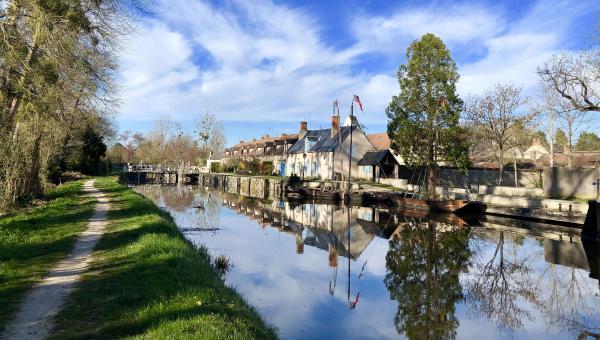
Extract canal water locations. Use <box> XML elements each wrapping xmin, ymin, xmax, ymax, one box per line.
<box><xmin>136</xmin><ymin>185</ymin><xmax>600</xmax><ymax>340</ymax></box>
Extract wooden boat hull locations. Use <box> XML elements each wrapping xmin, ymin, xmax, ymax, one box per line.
<box><xmin>391</xmin><ymin>196</ymin><xmax>472</xmax><ymax>213</ymax></box>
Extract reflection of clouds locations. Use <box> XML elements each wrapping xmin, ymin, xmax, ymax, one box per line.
<box><xmin>137</xmin><ymin>186</ymin><xmax>600</xmax><ymax>339</ymax></box>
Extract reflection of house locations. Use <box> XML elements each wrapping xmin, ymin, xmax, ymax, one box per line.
<box><xmin>222</xmin><ymin>133</ymin><xmax>299</xmax><ymax>174</ymax></box>
<box><xmin>221</xmin><ymin>193</ymin><xmax>396</xmax><ymax>260</ymax></box>
<box><xmin>285</xmin><ymin>116</ymin><xmax>375</xmax><ymax>180</ymax></box>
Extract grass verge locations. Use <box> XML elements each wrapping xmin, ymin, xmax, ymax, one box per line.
<box><xmin>50</xmin><ymin>177</ymin><xmax>277</xmax><ymax>339</ymax></box>
<box><xmin>0</xmin><ymin>180</ymin><xmax>95</xmax><ymax>330</ymax></box>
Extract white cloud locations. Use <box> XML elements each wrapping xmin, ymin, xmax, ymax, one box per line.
<box><xmin>457</xmin><ymin>0</ymin><xmax>591</xmax><ymax>94</ymax></box>
<box><xmin>116</xmin><ymin>0</ymin><xmax>596</xmax><ymax>130</ymax></box>
<box><xmin>351</xmin><ymin>4</ymin><xmax>504</xmax><ymax>54</ymax></box>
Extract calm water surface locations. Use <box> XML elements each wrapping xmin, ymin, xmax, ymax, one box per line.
<box><xmin>135</xmin><ymin>185</ymin><xmax>600</xmax><ymax>340</ymax></box>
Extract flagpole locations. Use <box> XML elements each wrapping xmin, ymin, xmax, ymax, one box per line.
<box><xmin>347</xmin><ymin>100</ymin><xmax>353</xmax><ymax>200</ymax></box>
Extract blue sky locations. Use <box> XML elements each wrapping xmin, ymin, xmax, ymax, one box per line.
<box><xmin>116</xmin><ymin>0</ymin><xmax>600</xmax><ymax>146</ymax></box>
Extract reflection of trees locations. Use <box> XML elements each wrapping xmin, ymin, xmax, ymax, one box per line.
<box><xmin>384</xmin><ymin>220</ymin><xmax>471</xmax><ymax>339</ymax></box>
<box><xmin>535</xmin><ymin>264</ymin><xmax>600</xmax><ymax>338</ymax></box>
<box><xmin>158</xmin><ymin>186</ymin><xmax>196</xmax><ymax>212</ymax></box>
<box><xmin>466</xmin><ymin>231</ymin><xmax>538</xmax><ymax>330</ymax></box>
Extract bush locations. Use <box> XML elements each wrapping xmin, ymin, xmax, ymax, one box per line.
<box><xmin>210</xmin><ymin>162</ymin><xmax>221</xmax><ymax>173</ymax></box>
<box><xmin>260</xmin><ymin>161</ymin><xmax>274</xmax><ymax>175</ymax></box>
<box><xmin>246</xmin><ymin>159</ymin><xmax>260</xmax><ymax>175</ymax></box>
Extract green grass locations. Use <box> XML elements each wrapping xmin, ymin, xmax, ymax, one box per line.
<box><xmin>50</xmin><ymin>177</ymin><xmax>277</xmax><ymax>339</ymax></box>
<box><xmin>0</xmin><ymin>180</ymin><xmax>95</xmax><ymax>330</ymax></box>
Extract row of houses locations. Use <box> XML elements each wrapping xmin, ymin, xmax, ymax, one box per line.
<box><xmin>219</xmin><ymin>115</ymin><xmax>403</xmax><ymax>181</ymax></box>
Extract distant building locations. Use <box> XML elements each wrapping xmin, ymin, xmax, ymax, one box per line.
<box><xmin>285</xmin><ymin>116</ymin><xmax>376</xmax><ymax>180</ymax></box>
<box><xmin>523</xmin><ymin>138</ymin><xmax>550</xmax><ymax>160</ymax></box>
<box><xmin>222</xmin><ymin>133</ymin><xmax>299</xmax><ymax>174</ymax></box>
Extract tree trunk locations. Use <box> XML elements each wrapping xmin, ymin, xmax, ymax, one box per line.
<box><xmin>550</xmin><ymin>138</ymin><xmax>554</xmax><ymax>167</ymax></box>
<box><xmin>498</xmin><ymin>148</ymin><xmax>504</xmax><ymax>186</ymax></box>
<box><xmin>24</xmin><ymin>132</ymin><xmax>44</xmax><ymax>198</ymax></box>
<box><xmin>513</xmin><ymin>154</ymin><xmax>518</xmax><ymax>188</ymax></box>
<box><xmin>428</xmin><ymin>167</ymin><xmax>436</xmax><ymax>199</ymax></box>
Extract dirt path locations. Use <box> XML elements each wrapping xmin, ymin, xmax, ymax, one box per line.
<box><xmin>2</xmin><ymin>180</ymin><xmax>109</xmax><ymax>340</ymax></box>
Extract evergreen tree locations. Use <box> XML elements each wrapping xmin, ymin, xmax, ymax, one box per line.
<box><xmin>80</xmin><ymin>126</ymin><xmax>107</xmax><ymax>175</ymax></box>
<box><xmin>555</xmin><ymin>128</ymin><xmax>568</xmax><ymax>150</ymax></box>
<box><xmin>385</xmin><ymin>220</ymin><xmax>472</xmax><ymax>339</ymax></box>
<box><xmin>387</xmin><ymin>33</ymin><xmax>470</xmax><ymax>196</ymax></box>
<box><xmin>576</xmin><ymin>131</ymin><xmax>600</xmax><ymax>151</ymax></box>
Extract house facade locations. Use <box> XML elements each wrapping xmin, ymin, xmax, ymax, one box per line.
<box><xmin>285</xmin><ymin>116</ymin><xmax>376</xmax><ymax>180</ymax></box>
<box><xmin>222</xmin><ymin>133</ymin><xmax>298</xmax><ymax>174</ymax></box>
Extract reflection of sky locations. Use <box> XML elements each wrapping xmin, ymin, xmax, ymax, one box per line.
<box><xmin>137</xmin><ymin>186</ymin><xmax>600</xmax><ymax>340</ymax></box>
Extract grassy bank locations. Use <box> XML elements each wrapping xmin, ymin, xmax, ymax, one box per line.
<box><xmin>0</xmin><ymin>180</ymin><xmax>95</xmax><ymax>330</ymax></box>
<box><xmin>50</xmin><ymin>177</ymin><xmax>276</xmax><ymax>339</ymax></box>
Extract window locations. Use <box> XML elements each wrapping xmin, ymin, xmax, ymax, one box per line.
<box><xmin>305</xmin><ymin>138</ymin><xmax>316</xmax><ymax>152</ymax></box>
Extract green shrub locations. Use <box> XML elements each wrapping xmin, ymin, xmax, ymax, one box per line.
<box><xmin>210</xmin><ymin>162</ymin><xmax>221</xmax><ymax>173</ymax></box>
<box><xmin>260</xmin><ymin>161</ymin><xmax>274</xmax><ymax>175</ymax></box>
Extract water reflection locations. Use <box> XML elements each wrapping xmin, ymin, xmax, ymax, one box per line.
<box><xmin>136</xmin><ymin>185</ymin><xmax>600</xmax><ymax>339</ymax></box>
<box><xmin>385</xmin><ymin>219</ymin><xmax>471</xmax><ymax>339</ymax></box>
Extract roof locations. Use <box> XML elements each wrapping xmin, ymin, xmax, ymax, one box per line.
<box><xmin>367</xmin><ymin>133</ymin><xmax>390</xmax><ymax>150</ymax></box>
<box><xmin>358</xmin><ymin>150</ymin><xmax>389</xmax><ymax>165</ymax></box>
<box><xmin>226</xmin><ymin>133</ymin><xmax>299</xmax><ymax>152</ymax></box>
<box><xmin>209</xmin><ymin>151</ymin><xmax>225</xmax><ymax>160</ymax></box>
<box><xmin>287</xmin><ymin>126</ymin><xmax>356</xmax><ymax>154</ymax></box>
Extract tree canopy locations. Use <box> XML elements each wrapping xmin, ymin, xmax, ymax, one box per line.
<box><xmin>576</xmin><ymin>131</ymin><xmax>600</xmax><ymax>151</ymax></box>
<box><xmin>386</xmin><ymin>33</ymin><xmax>470</xmax><ymax>194</ymax></box>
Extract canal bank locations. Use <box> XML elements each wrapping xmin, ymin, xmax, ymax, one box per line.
<box><xmin>132</xmin><ymin>172</ymin><xmax>589</xmax><ymax>226</ymax></box>
<box><xmin>0</xmin><ymin>177</ymin><xmax>276</xmax><ymax>339</ymax></box>
<box><xmin>134</xmin><ymin>183</ymin><xmax>600</xmax><ymax>339</ymax></box>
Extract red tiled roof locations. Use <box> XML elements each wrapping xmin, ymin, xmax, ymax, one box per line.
<box><xmin>367</xmin><ymin>133</ymin><xmax>390</xmax><ymax>150</ymax></box>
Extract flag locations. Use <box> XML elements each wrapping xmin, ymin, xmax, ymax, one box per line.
<box><xmin>353</xmin><ymin>95</ymin><xmax>363</xmax><ymax>112</ymax></box>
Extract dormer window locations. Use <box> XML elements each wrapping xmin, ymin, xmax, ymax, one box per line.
<box><xmin>305</xmin><ymin>137</ymin><xmax>316</xmax><ymax>152</ymax></box>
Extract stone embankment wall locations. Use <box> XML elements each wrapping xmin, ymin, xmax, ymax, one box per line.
<box><xmin>198</xmin><ymin>173</ymin><xmax>285</xmax><ymax>199</ymax></box>
<box><xmin>395</xmin><ymin>167</ymin><xmax>542</xmax><ymax>188</ymax></box>
<box><xmin>543</xmin><ymin>167</ymin><xmax>599</xmax><ymax>200</ymax></box>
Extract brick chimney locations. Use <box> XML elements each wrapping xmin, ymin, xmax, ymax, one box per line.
<box><xmin>299</xmin><ymin>121</ymin><xmax>308</xmax><ymax>139</ymax></box>
<box><xmin>331</xmin><ymin>115</ymin><xmax>340</xmax><ymax>138</ymax></box>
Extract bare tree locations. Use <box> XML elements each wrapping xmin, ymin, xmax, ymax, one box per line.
<box><xmin>558</xmin><ymin>107</ymin><xmax>588</xmax><ymax>168</ymax></box>
<box><xmin>464</xmin><ymin>83</ymin><xmax>538</xmax><ymax>185</ymax></box>
<box><xmin>538</xmin><ymin>50</ymin><xmax>600</xmax><ymax>112</ymax></box>
<box><xmin>540</xmin><ymin>84</ymin><xmax>559</xmax><ymax>167</ymax></box>
<box><xmin>195</xmin><ymin>112</ymin><xmax>226</xmax><ymax>161</ymax></box>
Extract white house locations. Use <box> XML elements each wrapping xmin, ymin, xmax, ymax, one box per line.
<box><xmin>285</xmin><ymin>116</ymin><xmax>376</xmax><ymax>180</ymax></box>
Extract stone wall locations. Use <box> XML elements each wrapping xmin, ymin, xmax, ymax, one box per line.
<box><xmin>249</xmin><ymin>177</ymin><xmax>268</xmax><ymax>198</ymax></box>
<box><xmin>543</xmin><ymin>167</ymin><xmax>599</xmax><ymax>200</ymax></box>
<box><xmin>226</xmin><ymin>176</ymin><xmax>240</xmax><ymax>194</ymax></box>
<box><xmin>393</xmin><ymin>167</ymin><xmax>542</xmax><ymax>189</ymax></box>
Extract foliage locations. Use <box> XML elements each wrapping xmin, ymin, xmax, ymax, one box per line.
<box><xmin>260</xmin><ymin>161</ymin><xmax>275</xmax><ymax>175</ymax></box>
<box><xmin>576</xmin><ymin>131</ymin><xmax>600</xmax><ymax>151</ymax></box>
<box><xmin>0</xmin><ymin>0</ymin><xmax>137</xmax><ymax>210</ymax></box>
<box><xmin>80</xmin><ymin>127</ymin><xmax>108</xmax><ymax>175</ymax></box>
<box><xmin>246</xmin><ymin>159</ymin><xmax>260</xmax><ymax>174</ymax></box>
<box><xmin>531</xmin><ymin>131</ymin><xmax>550</xmax><ymax>150</ymax></box>
<box><xmin>385</xmin><ymin>220</ymin><xmax>472</xmax><ymax>339</ymax></box>
<box><xmin>210</xmin><ymin>162</ymin><xmax>221</xmax><ymax>173</ymax></box>
<box><xmin>50</xmin><ymin>178</ymin><xmax>277</xmax><ymax>339</ymax></box>
<box><xmin>386</xmin><ymin>33</ymin><xmax>470</xmax><ymax>193</ymax></box>
<box><xmin>556</xmin><ymin>128</ymin><xmax>568</xmax><ymax>148</ymax></box>
<box><xmin>0</xmin><ymin>180</ymin><xmax>95</xmax><ymax>329</ymax></box>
